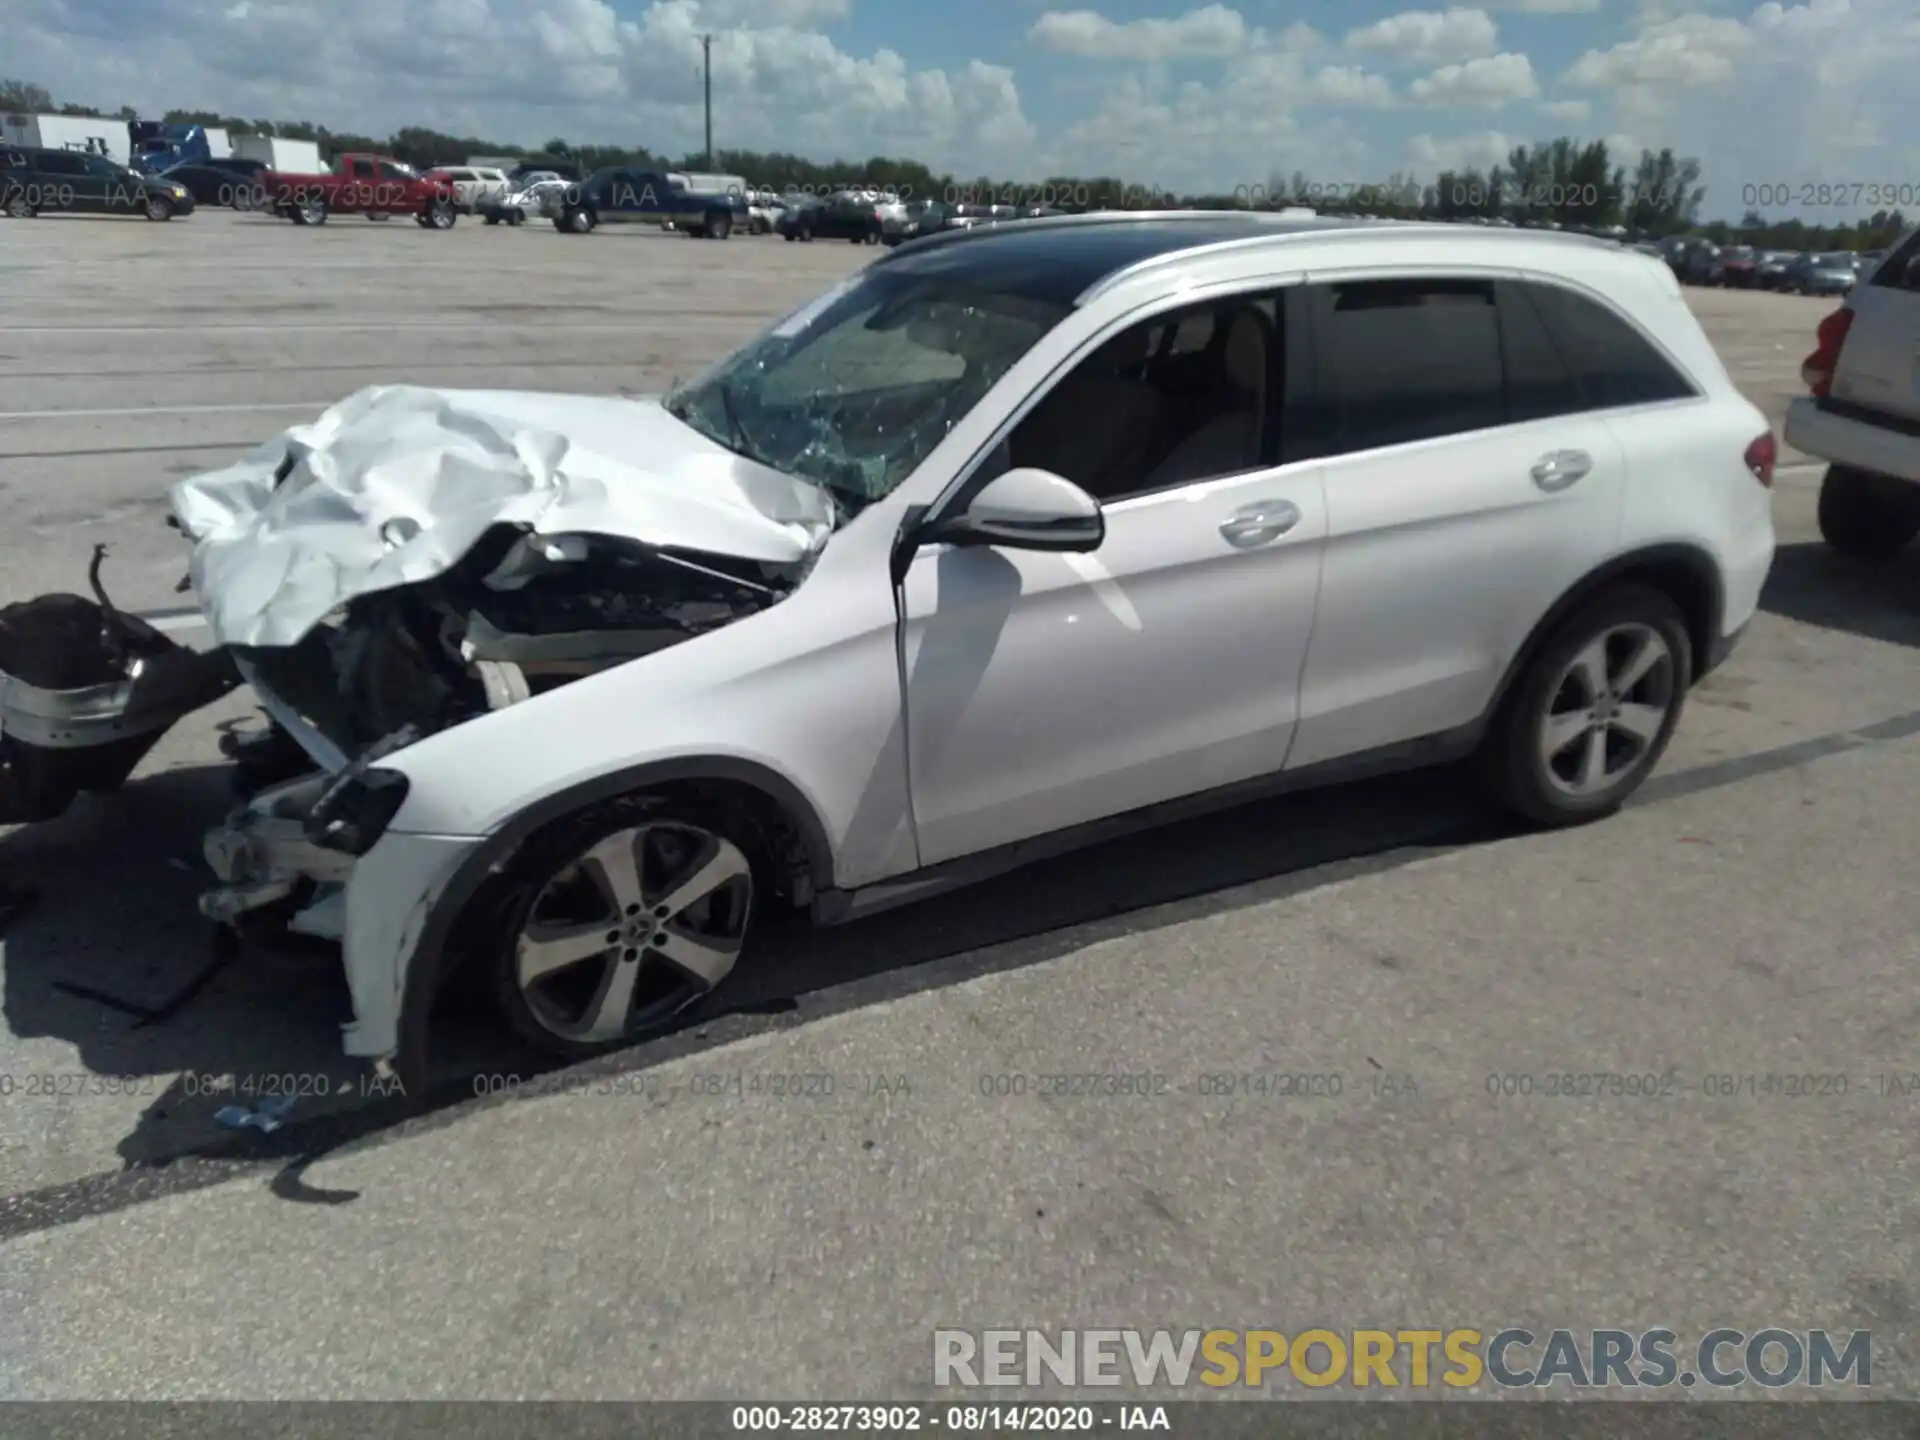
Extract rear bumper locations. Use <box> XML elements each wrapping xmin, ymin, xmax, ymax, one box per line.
<box><xmin>1785</xmin><ymin>396</ymin><xmax>1920</xmax><ymax>485</ymax></box>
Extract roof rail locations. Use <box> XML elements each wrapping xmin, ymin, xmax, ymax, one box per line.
<box><xmin>876</xmin><ymin>207</ymin><xmax>1317</xmax><ymax>263</ymax></box>
<box><xmin>1075</xmin><ymin>216</ymin><xmax>1624</xmax><ymax>302</ymax></box>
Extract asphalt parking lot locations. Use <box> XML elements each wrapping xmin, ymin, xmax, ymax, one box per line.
<box><xmin>0</xmin><ymin>210</ymin><xmax>1916</xmax><ymax>1402</ymax></box>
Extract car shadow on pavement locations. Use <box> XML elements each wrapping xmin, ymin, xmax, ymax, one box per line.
<box><xmin>1759</xmin><ymin>540</ymin><xmax>1920</xmax><ymax>649</ymax></box>
<box><xmin>0</xmin><ymin>752</ymin><xmax>1512</xmax><ymax>1181</ymax></box>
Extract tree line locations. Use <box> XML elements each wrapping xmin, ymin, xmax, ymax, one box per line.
<box><xmin>3</xmin><ymin>77</ymin><xmax>1905</xmax><ymax>249</ymax></box>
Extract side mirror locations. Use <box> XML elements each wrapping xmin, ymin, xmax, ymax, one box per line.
<box><xmin>918</xmin><ymin>467</ymin><xmax>1106</xmax><ymax>554</ymax></box>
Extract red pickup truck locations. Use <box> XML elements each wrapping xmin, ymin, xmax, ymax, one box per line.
<box><xmin>261</xmin><ymin>154</ymin><xmax>459</xmax><ymax>228</ymax></box>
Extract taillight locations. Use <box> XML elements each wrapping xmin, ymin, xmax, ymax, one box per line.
<box><xmin>1744</xmin><ymin>431</ymin><xmax>1776</xmax><ymax>487</ymax></box>
<box><xmin>1800</xmin><ymin>307</ymin><xmax>1853</xmax><ymax>396</ymax></box>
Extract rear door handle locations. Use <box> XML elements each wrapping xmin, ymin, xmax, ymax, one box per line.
<box><xmin>1530</xmin><ymin>449</ymin><xmax>1593</xmax><ymax>491</ymax></box>
<box><xmin>1219</xmin><ymin>499</ymin><xmax>1301</xmax><ymax>548</ymax></box>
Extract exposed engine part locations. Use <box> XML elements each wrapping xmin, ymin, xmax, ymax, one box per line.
<box><xmin>475</xmin><ymin>660</ymin><xmax>532</xmax><ymax>711</ymax></box>
<box><xmin>231</xmin><ymin>523</ymin><xmax>796</xmax><ymax>761</ymax></box>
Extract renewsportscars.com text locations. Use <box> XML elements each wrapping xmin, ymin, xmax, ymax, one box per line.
<box><xmin>933</xmin><ymin>1327</ymin><xmax>1872</xmax><ymax>1389</ymax></box>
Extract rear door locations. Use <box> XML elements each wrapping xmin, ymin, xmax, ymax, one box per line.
<box><xmin>1285</xmin><ymin>274</ymin><xmax>1630</xmax><ymax>769</ymax></box>
<box><xmin>35</xmin><ymin>151</ymin><xmax>95</xmax><ymax>212</ymax></box>
<box><xmin>1830</xmin><ymin>227</ymin><xmax>1920</xmax><ymax>424</ymax></box>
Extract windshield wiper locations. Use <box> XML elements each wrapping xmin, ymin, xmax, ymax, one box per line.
<box><xmin>715</xmin><ymin>380</ymin><xmax>774</xmax><ymax>470</ymax></box>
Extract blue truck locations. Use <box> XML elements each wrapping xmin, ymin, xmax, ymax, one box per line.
<box><xmin>549</xmin><ymin>167</ymin><xmax>747</xmax><ymax>238</ymax></box>
<box><xmin>128</xmin><ymin>122</ymin><xmax>232</xmax><ymax>174</ymax></box>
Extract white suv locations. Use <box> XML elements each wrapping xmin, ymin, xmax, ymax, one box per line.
<box><xmin>168</xmin><ymin>213</ymin><xmax>1777</xmax><ymax>1076</ymax></box>
<box><xmin>433</xmin><ymin>166</ymin><xmax>511</xmax><ymax>213</ymax></box>
<box><xmin>1783</xmin><ymin>227</ymin><xmax>1920</xmax><ymax>556</ymax></box>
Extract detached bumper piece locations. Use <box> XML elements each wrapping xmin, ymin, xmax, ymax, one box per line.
<box><xmin>0</xmin><ymin>591</ymin><xmax>239</xmax><ymax>823</ymax></box>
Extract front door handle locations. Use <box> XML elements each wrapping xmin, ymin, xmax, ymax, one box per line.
<box><xmin>1531</xmin><ymin>449</ymin><xmax>1593</xmax><ymax>491</ymax></box>
<box><xmin>1219</xmin><ymin>499</ymin><xmax>1301</xmax><ymax>548</ymax></box>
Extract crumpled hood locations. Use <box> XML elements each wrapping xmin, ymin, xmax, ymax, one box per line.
<box><xmin>169</xmin><ymin>384</ymin><xmax>836</xmax><ymax>649</ymax></box>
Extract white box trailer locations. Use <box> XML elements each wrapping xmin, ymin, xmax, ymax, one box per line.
<box><xmin>230</xmin><ymin>136</ymin><xmax>325</xmax><ymax>172</ymax></box>
<box><xmin>0</xmin><ymin>113</ymin><xmax>130</xmax><ymax>166</ymax></box>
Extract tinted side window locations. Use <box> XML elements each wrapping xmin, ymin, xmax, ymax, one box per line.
<box><xmin>1313</xmin><ymin>279</ymin><xmax>1504</xmax><ymax>454</ymax></box>
<box><xmin>1521</xmin><ymin>283</ymin><xmax>1696</xmax><ymax>408</ymax></box>
<box><xmin>1495</xmin><ymin>280</ymin><xmax>1583</xmax><ymax>423</ymax></box>
<box><xmin>38</xmin><ymin>152</ymin><xmax>86</xmax><ymax>176</ymax></box>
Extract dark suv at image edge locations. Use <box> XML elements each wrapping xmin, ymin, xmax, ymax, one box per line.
<box><xmin>1</xmin><ymin>146</ymin><xmax>196</xmax><ymax>219</ymax></box>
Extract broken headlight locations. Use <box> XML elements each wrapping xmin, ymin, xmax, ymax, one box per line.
<box><xmin>304</xmin><ymin>766</ymin><xmax>410</xmax><ymax>855</ymax></box>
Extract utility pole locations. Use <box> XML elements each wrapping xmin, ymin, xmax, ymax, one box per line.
<box><xmin>700</xmin><ymin>33</ymin><xmax>714</xmax><ymax>170</ymax></box>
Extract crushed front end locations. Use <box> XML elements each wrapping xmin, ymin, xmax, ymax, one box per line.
<box><xmin>165</xmin><ymin>384</ymin><xmax>835</xmax><ymax>1055</ymax></box>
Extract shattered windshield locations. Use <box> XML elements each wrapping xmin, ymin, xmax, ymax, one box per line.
<box><xmin>662</xmin><ymin>270</ymin><xmax>1069</xmax><ymax>517</ymax></box>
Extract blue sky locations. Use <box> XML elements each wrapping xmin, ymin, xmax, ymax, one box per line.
<box><xmin>13</xmin><ymin>0</ymin><xmax>1919</xmax><ymax>219</ymax></box>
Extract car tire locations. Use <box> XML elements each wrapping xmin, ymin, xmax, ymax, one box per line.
<box><xmin>483</xmin><ymin>214</ymin><xmax>499</xmax><ymax>225</ymax></box>
<box><xmin>1483</xmin><ymin>585</ymin><xmax>1691</xmax><ymax>828</ymax></box>
<box><xmin>782</xmin><ymin>231</ymin><xmax>795</xmax><ymax>242</ymax></box>
<box><xmin>484</xmin><ymin>791</ymin><xmax>765</xmax><ymax>1061</ymax></box>
<box><xmin>1816</xmin><ymin>465</ymin><xmax>1920</xmax><ymax>558</ymax></box>
<box><xmin>704</xmin><ymin>210</ymin><xmax>731</xmax><ymax>240</ymax></box>
<box><xmin>297</xmin><ymin>197</ymin><xmax>328</xmax><ymax>226</ymax></box>
<box><xmin>507</xmin><ymin>210</ymin><xmax>525</xmax><ymax>226</ymax></box>
<box><xmin>4</xmin><ymin>194</ymin><xmax>35</xmax><ymax>219</ymax></box>
<box><xmin>562</xmin><ymin>206</ymin><xmax>596</xmax><ymax>234</ymax></box>
<box><xmin>145</xmin><ymin>195</ymin><xmax>174</xmax><ymax>221</ymax></box>
<box><xmin>426</xmin><ymin>198</ymin><xmax>456</xmax><ymax>229</ymax></box>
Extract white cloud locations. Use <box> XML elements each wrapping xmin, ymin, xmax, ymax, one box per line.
<box><xmin>1344</xmin><ymin>8</ymin><xmax>1500</xmax><ymax>64</ymax></box>
<box><xmin>1029</xmin><ymin>5</ymin><xmax>1249</xmax><ymax>61</ymax></box>
<box><xmin>1538</xmin><ymin>97</ymin><xmax>1590</xmax><ymax>120</ymax></box>
<box><xmin>1306</xmin><ymin>66</ymin><xmax>1399</xmax><ymax>106</ymax></box>
<box><xmin>1562</xmin><ymin>13</ymin><xmax>1753</xmax><ymax>89</ymax></box>
<box><xmin>1480</xmin><ymin>0</ymin><xmax>1599</xmax><ymax>10</ymax></box>
<box><xmin>1405</xmin><ymin>129</ymin><xmax>1513</xmax><ymax>173</ymax></box>
<box><xmin>6</xmin><ymin>0</ymin><xmax>1034</xmax><ymax>172</ymax></box>
<box><xmin>1409</xmin><ymin>51</ymin><xmax>1538</xmax><ymax>106</ymax></box>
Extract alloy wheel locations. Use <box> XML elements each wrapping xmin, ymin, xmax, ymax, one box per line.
<box><xmin>1537</xmin><ymin>622</ymin><xmax>1676</xmax><ymax>799</ymax></box>
<box><xmin>513</xmin><ymin>821</ymin><xmax>753</xmax><ymax>1045</ymax></box>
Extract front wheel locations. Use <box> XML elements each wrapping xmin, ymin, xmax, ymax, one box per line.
<box><xmin>297</xmin><ymin>197</ymin><xmax>328</xmax><ymax>226</ymax></box>
<box><xmin>483</xmin><ymin>213</ymin><xmax>500</xmax><ymax>225</ymax></box>
<box><xmin>425</xmin><ymin>198</ymin><xmax>456</xmax><ymax>229</ymax></box>
<box><xmin>1483</xmin><ymin>587</ymin><xmax>1691</xmax><ymax>827</ymax></box>
<box><xmin>704</xmin><ymin>210</ymin><xmax>732</xmax><ymax>240</ymax></box>
<box><xmin>1817</xmin><ymin>465</ymin><xmax>1920</xmax><ymax>558</ymax></box>
<box><xmin>485</xmin><ymin>794</ymin><xmax>762</xmax><ymax>1060</ymax></box>
<box><xmin>507</xmin><ymin>209</ymin><xmax>525</xmax><ymax>226</ymax></box>
<box><xmin>145</xmin><ymin>195</ymin><xmax>174</xmax><ymax>221</ymax></box>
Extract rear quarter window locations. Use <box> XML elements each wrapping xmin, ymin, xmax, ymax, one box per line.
<box><xmin>1517</xmin><ymin>282</ymin><xmax>1697</xmax><ymax>409</ymax></box>
<box><xmin>1870</xmin><ymin>230</ymin><xmax>1920</xmax><ymax>291</ymax></box>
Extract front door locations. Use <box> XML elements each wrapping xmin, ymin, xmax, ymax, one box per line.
<box><xmin>900</xmin><ymin>287</ymin><xmax>1327</xmax><ymax>866</ymax></box>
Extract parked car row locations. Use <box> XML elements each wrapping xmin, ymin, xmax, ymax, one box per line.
<box><xmin>1658</xmin><ymin>236</ymin><xmax>1880</xmax><ymax>294</ymax></box>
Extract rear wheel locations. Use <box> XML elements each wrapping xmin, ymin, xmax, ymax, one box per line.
<box><xmin>1817</xmin><ymin>465</ymin><xmax>1920</xmax><ymax>558</ymax></box>
<box><xmin>297</xmin><ymin>197</ymin><xmax>328</xmax><ymax>225</ymax></box>
<box><xmin>507</xmin><ymin>209</ymin><xmax>525</xmax><ymax>226</ymax></box>
<box><xmin>4</xmin><ymin>193</ymin><xmax>35</xmax><ymax>219</ymax></box>
<box><xmin>483</xmin><ymin>213</ymin><xmax>500</xmax><ymax>225</ymax></box>
<box><xmin>704</xmin><ymin>209</ymin><xmax>732</xmax><ymax>240</ymax></box>
<box><xmin>1483</xmin><ymin>587</ymin><xmax>1690</xmax><ymax>827</ymax></box>
<box><xmin>486</xmin><ymin>793</ymin><xmax>762</xmax><ymax>1060</ymax></box>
